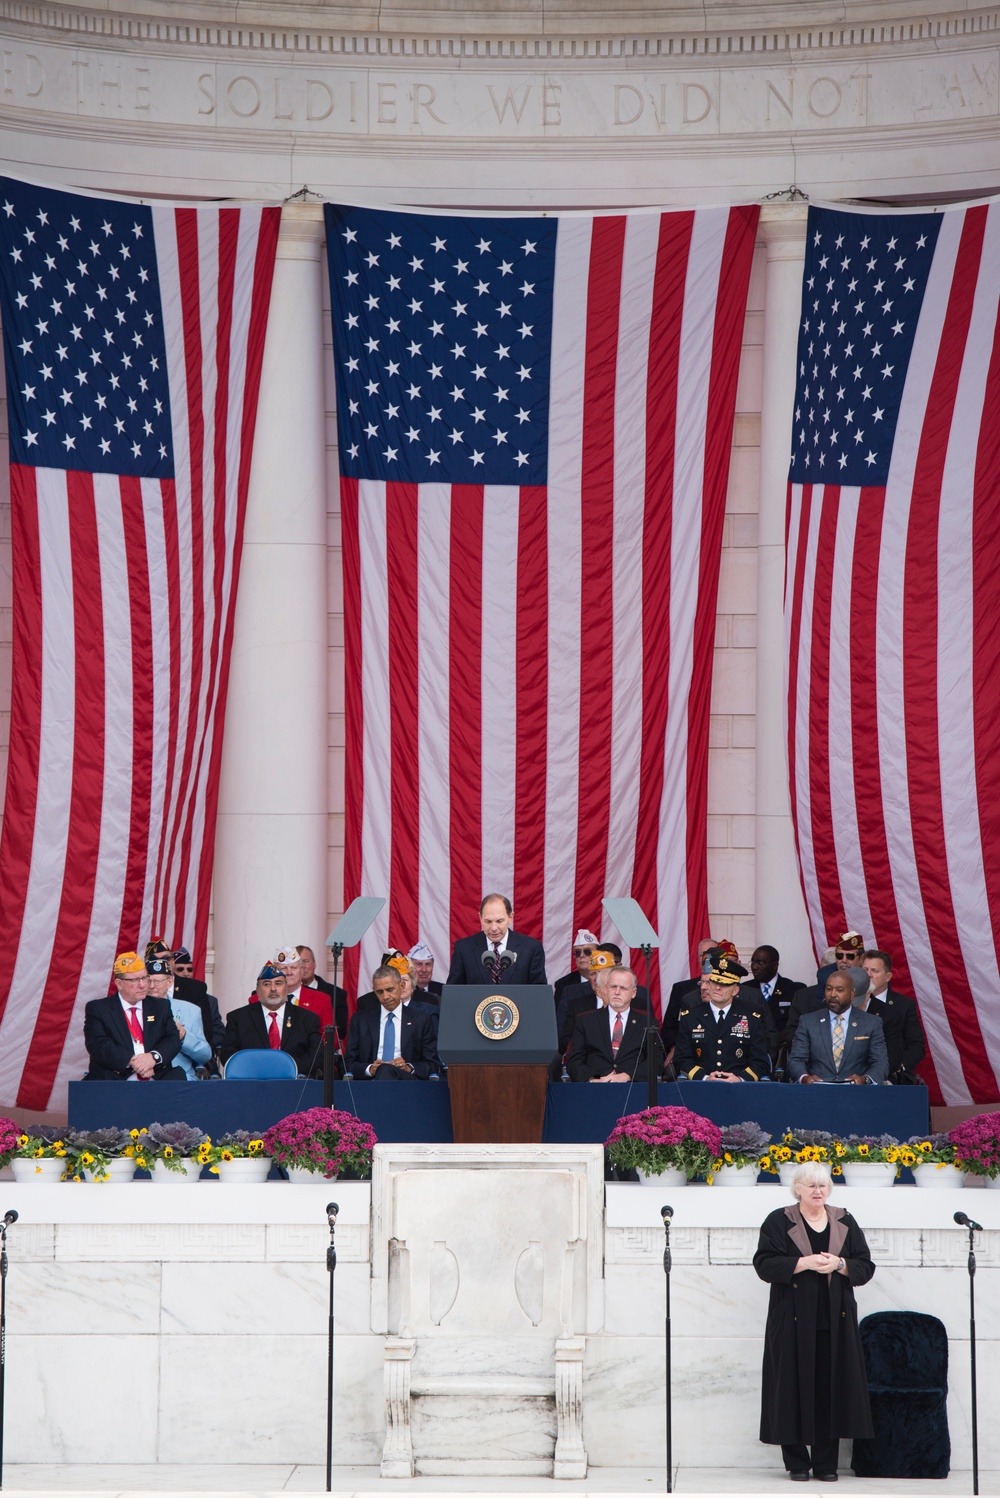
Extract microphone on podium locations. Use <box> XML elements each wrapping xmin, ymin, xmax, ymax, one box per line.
<box><xmin>955</xmin><ymin>1210</ymin><xmax>983</xmax><ymax>1232</ymax></box>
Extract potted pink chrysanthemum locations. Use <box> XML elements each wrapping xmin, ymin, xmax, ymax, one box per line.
<box><xmin>605</xmin><ymin>1105</ymin><xmax>722</xmax><ymax>1186</ymax></box>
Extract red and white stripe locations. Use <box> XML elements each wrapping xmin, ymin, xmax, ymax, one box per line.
<box><xmin>786</xmin><ymin>200</ymin><xmax>1000</xmax><ymax>1106</ymax></box>
<box><xmin>0</xmin><ymin>201</ymin><xmax>279</xmax><ymax>1111</ymax></box>
<box><xmin>343</xmin><ymin>204</ymin><xmax>759</xmax><ymax>1009</ymax></box>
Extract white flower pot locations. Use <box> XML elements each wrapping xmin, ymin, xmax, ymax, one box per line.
<box><xmin>12</xmin><ymin>1156</ymin><xmax>65</xmax><ymax>1182</ymax></box>
<box><xmin>841</xmin><ymin>1161</ymin><xmax>897</xmax><ymax>1187</ymax></box>
<box><xmin>285</xmin><ymin>1164</ymin><xmax>337</xmax><ymax>1183</ymax></box>
<box><xmin>636</xmin><ymin>1166</ymin><xmax>688</xmax><ymax>1188</ymax></box>
<box><xmin>216</xmin><ymin>1156</ymin><xmax>272</xmax><ymax>1183</ymax></box>
<box><xmin>983</xmin><ymin>1175</ymin><xmax>1000</xmax><ymax>1189</ymax></box>
<box><xmin>914</xmin><ymin>1165</ymin><xmax>965</xmax><ymax>1188</ymax></box>
<box><xmin>779</xmin><ymin>1161</ymin><xmax>832</xmax><ymax>1187</ymax></box>
<box><xmin>151</xmin><ymin>1157</ymin><xmax>198</xmax><ymax>1182</ymax></box>
<box><xmin>101</xmin><ymin>1157</ymin><xmax>138</xmax><ymax>1182</ymax></box>
<box><xmin>712</xmin><ymin>1163</ymin><xmax>761</xmax><ymax>1187</ymax></box>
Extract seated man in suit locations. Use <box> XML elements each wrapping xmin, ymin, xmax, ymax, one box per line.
<box><xmin>447</xmin><ymin>892</ymin><xmax>546</xmax><ymax>985</ymax></box>
<box><xmin>408</xmin><ymin>942</ymin><xmax>442</xmax><ymax>1002</ymax></box>
<box><xmin>789</xmin><ymin>970</ymin><xmax>888</xmax><ymax>1085</ymax></box>
<box><xmin>145</xmin><ymin>957</ymin><xmax>211</xmax><ymax>1081</ymax></box>
<box><xmin>83</xmin><ymin>950</ymin><xmax>185</xmax><ymax>1081</ymax></box>
<box><xmin>674</xmin><ymin>951</ymin><xmax>770</xmax><ymax>1082</ymax></box>
<box><xmin>784</xmin><ymin>931</ymin><xmax>868</xmax><ymax>1046</ymax></box>
<box><xmin>741</xmin><ymin>945</ymin><xmax>804</xmax><ymax>1037</ymax></box>
<box><xmin>222</xmin><ymin>962</ymin><xmax>324</xmax><ymax>1077</ymax></box>
<box><xmin>345</xmin><ymin>963</ymin><xmax>437</xmax><ymax>1080</ymax></box>
<box><xmin>567</xmin><ymin>966</ymin><xmax>649</xmax><ymax>1082</ymax></box>
<box><xmin>862</xmin><ymin>949</ymin><xmax>927</xmax><ymax>1080</ymax></box>
<box><xmin>557</xmin><ymin>948</ymin><xmax>649</xmax><ymax>1054</ymax></box>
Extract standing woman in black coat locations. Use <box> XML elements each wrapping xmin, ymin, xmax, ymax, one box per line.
<box><xmin>754</xmin><ymin>1162</ymin><xmax>876</xmax><ymax>1481</ymax></box>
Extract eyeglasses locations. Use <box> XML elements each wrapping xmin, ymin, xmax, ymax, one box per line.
<box><xmin>573</xmin><ymin>947</ymin><xmax>594</xmax><ymax>957</ymax></box>
<box><xmin>119</xmin><ymin>974</ymin><xmax>148</xmax><ymax>984</ymax></box>
<box><xmin>835</xmin><ymin>951</ymin><xmax>859</xmax><ymax>961</ymax></box>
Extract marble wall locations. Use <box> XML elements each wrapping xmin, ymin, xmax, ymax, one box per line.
<box><xmin>3</xmin><ymin>1168</ymin><xmax>998</xmax><ymax>1474</ymax></box>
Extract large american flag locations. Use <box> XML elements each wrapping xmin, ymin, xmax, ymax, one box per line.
<box><xmin>0</xmin><ymin>177</ymin><xmax>279</xmax><ymax>1110</ymax></box>
<box><xmin>327</xmin><ymin>202</ymin><xmax>759</xmax><ymax>1005</ymax></box>
<box><xmin>786</xmin><ymin>200</ymin><xmax>1000</xmax><ymax>1106</ymax></box>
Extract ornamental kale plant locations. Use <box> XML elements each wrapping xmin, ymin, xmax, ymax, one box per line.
<box><xmin>716</xmin><ymin>1121</ymin><xmax>772</xmax><ymax>1167</ymax></box>
<box><xmin>263</xmin><ymin>1108</ymin><xmax>377</xmax><ymax>1178</ymax></box>
<box><xmin>605</xmin><ymin>1106</ymin><xmax>722</xmax><ymax>1180</ymax></box>
<box><xmin>950</xmin><ymin>1112</ymin><xmax>1000</xmax><ymax>1177</ymax></box>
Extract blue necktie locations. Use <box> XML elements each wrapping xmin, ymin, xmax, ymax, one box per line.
<box><xmin>381</xmin><ymin>1012</ymin><xmax>396</xmax><ymax>1063</ymax></box>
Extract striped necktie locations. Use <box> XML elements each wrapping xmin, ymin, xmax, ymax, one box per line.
<box><xmin>832</xmin><ymin>1014</ymin><xmax>845</xmax><ymax>1069</ymax></box>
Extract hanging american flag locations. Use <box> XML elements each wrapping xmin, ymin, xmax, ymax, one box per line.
<box><xmin>785</xmin><ymin>199</ymin><xmax>1000</xmax><ymax>1106</ymax></box>
<box><xmin>327</xmin><ymin>202</ymin><xmax>759</xmax><ymax>1008</ymax></box>
<box><xmin>0</xmin><ymin>177</ymin><xmax>280</xmax><ymax>1110</ymax></box>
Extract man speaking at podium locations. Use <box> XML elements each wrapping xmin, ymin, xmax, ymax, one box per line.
<box><xmin>447</xmin><ymin>893</ymin><xmax>547</xmax><ymax>986</ymax></box>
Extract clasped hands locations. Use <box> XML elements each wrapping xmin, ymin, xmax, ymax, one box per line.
<box><xmin>799</xmin><ymin>1251</ymin><xmax>843</xmax><ymax>1275</ymax></box>
<box><xmin>800</xmin><ymin>1073</ymin><xmax>868</xmax><ymax>1085</ymax></box>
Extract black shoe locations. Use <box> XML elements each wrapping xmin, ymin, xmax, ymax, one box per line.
<box><xmin>814</xmin><ymin>1474</ymin><xmax>838</xmax><ymax>1482</ymax></box>
<box><xmin>789</xmin><ymin>1474</ymin><xmax>810</xmax><ymax>1482</ymax></box>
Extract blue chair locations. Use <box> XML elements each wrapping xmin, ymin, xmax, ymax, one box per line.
<box><xmin>223</xmin><ymin>1049</ymin><xmax>298</xmax><ymax>1081</ymax></box>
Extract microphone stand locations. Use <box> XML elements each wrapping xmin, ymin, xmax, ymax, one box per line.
<box><xmin>958</xmin><ymin>1213</ymin><xmax>980</xmax><ymax>1495</ymax></box>
<box><xmin>325</xmin><ymin>1202</ymin><xmax>339</xmax><ymax>1493</ymax></box>
<box><xmin>0</xmin><ymin>1210</ymin><xmax>17</xmax><ymax>1491</ymax></box>
<box><xmin>661</xmin><ymin>1205</ymin><xmax>673</xmax><ymax>1495</ymax></box>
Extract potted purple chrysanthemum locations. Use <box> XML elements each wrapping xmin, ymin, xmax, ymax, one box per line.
<box><xmin>605</xmin><ymin>1105</ymin><xmax>722</xmax><ymax>1186</ymax></box>
<box><xmin>263</xmin><ymin>1108</ymin><xmax>377</xmax><ymax>1181</ymax></box>
<box><xmin>950</xmin><ymin>1112</ymin><xmax>1000</xmax><ymax>1186</ymax></box>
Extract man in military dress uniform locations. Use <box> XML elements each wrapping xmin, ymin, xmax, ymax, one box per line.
<box><xmin>674</xmin><ymin>950</ymin><xmax>770</xmax><ymax>1081</ymax></box>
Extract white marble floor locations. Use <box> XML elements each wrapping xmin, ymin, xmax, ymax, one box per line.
<box><xmin>0</xmin><ymin>1468</ymin><xmax>995</xmax><ymax>1494</ymax></box>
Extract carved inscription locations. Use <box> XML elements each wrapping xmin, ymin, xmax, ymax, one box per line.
<box><xmin>0</xmin><ymin>41</ymin><xmax>997</xmax><ymax>137</ymax></box>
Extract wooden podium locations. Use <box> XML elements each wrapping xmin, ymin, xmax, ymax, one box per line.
<box><xmin>438</xmin><ymin>985</ymin><xmax>557</xmax><ymax>1144</ymax></box>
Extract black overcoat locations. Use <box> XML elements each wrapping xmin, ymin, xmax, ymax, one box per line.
<box><xmin>753</xmin><ymin>1203</ymin><xmax>875</xmax><ymax>1445</ymax></box>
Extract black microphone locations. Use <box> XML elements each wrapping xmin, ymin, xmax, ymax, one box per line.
<box><xmin>480</xmin><ymin>950</ymin><xmax>494</xmax><ymax>970</ymax></box>
<box><xmin>661</xmin><ymin>1205</ymin><xmax>674</xmax><ymax>1222</ymax></box>
<box><xmin>955</xmin><ymin>1211</ymin><xmax>983</xmax><ymax>1232</ymax></box>
<box><xmin>499</xmin><ymin>950</ymin><xmax>517</xmax><ymax>973</ymax></box>
<box><xmin>326</xmin><ymin>1201</ymin><xmax>339</xmax><ymax>1220</ymax></box>
<box><xmin>2</xmin><ymin>1209</ymin><xmax>17</xmax><ymax>1226</ymax></box>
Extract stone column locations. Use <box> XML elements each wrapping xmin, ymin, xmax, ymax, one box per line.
<box><xmin>754</xmin><ymin>203</ymin><xmax>815</xmax><ymax>978</ymax></box>
<box><xmin>212</xmin><ymin>203</ymin><xmax>329</xmax><ymax>1009</ymax></box>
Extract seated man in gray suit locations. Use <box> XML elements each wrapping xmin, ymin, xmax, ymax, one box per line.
<box><xmin>789</xmin><ymin>970</ymin><xmax>888</xmax><ymax>1085</ymax></box>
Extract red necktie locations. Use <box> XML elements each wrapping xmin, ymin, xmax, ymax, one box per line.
<box><xmin>125</xmin><ymin>1006</ymin><xmax>144</xmax><ymax>1044</ymax></box>
<box><xmin>268</xmin><ymin>1012</ymin><xmax>281</xmax><ymax>1049</ymax></box>
<box><xmin>611</xmin><ymin>1012</ymin><xmax>623</xmax><ymax>1056</ymax></box>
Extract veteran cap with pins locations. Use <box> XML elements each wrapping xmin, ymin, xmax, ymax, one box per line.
<box><xmin>114</xmin><ymin>951</ymin><xmax>147</xmax><ymax>978</ymax></box>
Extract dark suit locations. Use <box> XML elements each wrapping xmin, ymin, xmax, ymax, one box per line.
<box><xmin>414</xmin><ymin>979</ymin><xmax>443</xmax><ymax>1003</ymax></box>
<box><xmin>557</xmin><ymin>983</ymin><xmax>649</xmax><ymax>1055</ymax></box>
<box><xmin>660</xmin><ymin>976</ymin><xmax>700</xmax><ymax>1053</ymax></box>
<box><xmin>740</xmin><ymin>974</ymin><xmax>805</xmax><ymax>1035</ymax></box>
<box><xmin>788</xmin><ymin>1007</ymin><xmax>888</xmax><ymax>1084</ymax></box>
<box><xmin>345</xmin><ymin>1003</ymin><xmax>437</xmax><ymax>1079</ymax></box>
<box><xmin>674</xmin><ymin>999</ymin><xmax>771</xmax><ymax>1082</ymax></box>
<box><xmin>221</xmin><ymin>1002</ymin><xmax>324</xmax><ymax>1078</ymax></box>
<box><xmin>174</xmin><ymin>976</ymin><xmax>225</xmax><ymax>1052</ymax></box>
<box><xmin>868</xmin><ymin>987</ymin><xmax>926</xmax><ymax>1075</ymax></box>
<box><xmin>446</xmin><ymin>928</ymin><xmax>547</xmax><ymax>986</ymax></box>
<box><xmin>567</xmin><ymin>1005</ymin><xmax>649</xmax><ymax>1082</ymax></box>
<box><xmin>83</xmin><ymin>995</ymin><xmax>184</xmax><ymax>1081</ymax></box>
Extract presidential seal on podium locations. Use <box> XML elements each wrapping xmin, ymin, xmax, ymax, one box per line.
<box><xmin>474</xmin><ymin>995</ymin><xmax>521</xmax><ymax>1040</ymax></box>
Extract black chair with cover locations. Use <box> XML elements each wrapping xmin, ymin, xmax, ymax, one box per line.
<box><xmin>851</xmin><ymin>1310</ymin><xmax>950</xmax><ymax>1478</ymax></box>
